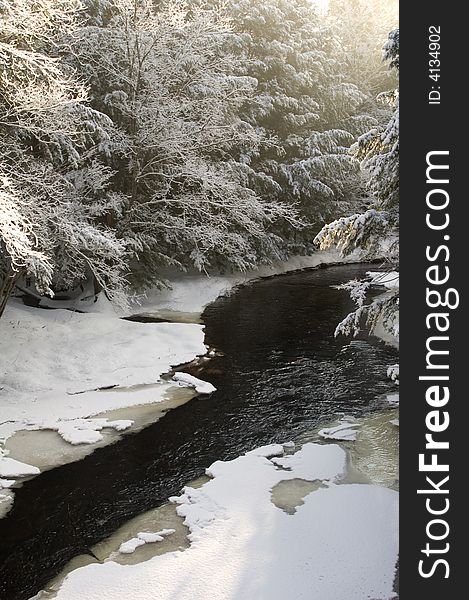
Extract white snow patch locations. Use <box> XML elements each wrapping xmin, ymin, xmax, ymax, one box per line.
<box><xmin>270</xmin><ymin>443</ymin><xmax>345</xmax><ymax>480</ymax></box>
<box><xmin>0</xmin><ymin>490</ymin><xmax>14</xmax><ymax>518</ymax></box>
<box><xmin>387</xmin><ymin>364</ymin><xmax>399</xmax><ymax>384</ymax></box>
<box><xmin>54</xmin><ymin>441</ymin><xmax>398</xmax><ymax>600</ymax></box>
<box><xmin>172</xmin><ymin>372</ymin><xmax>216</xmax><ymax>395</ymax></box>
<box><xmin>389</xmin><ymin>419</ymin><xmax>399</xmax><ymax>427</ymax></box>
<box><xmin>118</xmin><ymin>538</ymin><xmax>146</xmax><ymax>554</ymax></box>
<box><xmin>137</xmin><ymin>529</ymin><xmax>175</xmax><ymax>543</ymax></box>
<box><xmin>119</xmin><ymin>529</ymin><xmax>176</xmax><ymax>554</ymax></box>
<box><xmin>0</xmin><ymin>457</ymin><xmax>40</xmax><ymax>478</ymax></box>
<box><xmin>0</xmin><ymin>301</ymin><xmax>207</xmax><ymax>447</ymax></box>
<box><xmin>0</xmin><ymin>478</ymin><xmax>15</xmax><ymax>488</ymax></box>
<box><xmin>54</xmin><ymin>419</ymin><xmax>133</xmax><ymax>445</ymax></box>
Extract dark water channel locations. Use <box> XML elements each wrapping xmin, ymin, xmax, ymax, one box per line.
<box><xmin>0</xmin><ymin>264</ymin><xmax>398</xmax><ymax>599</ymax></box>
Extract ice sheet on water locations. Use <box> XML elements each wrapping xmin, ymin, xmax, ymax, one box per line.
<box><xmin>54</xmin><ymin>441</ymin><xmax>398</xmax><ymax>600</ymax></box>
<box><xmin>0</xmin><ymin>457</ymin><xmax>40</xmax><ymax>478</ymax></box>
<box><xmin>318</xmin><ymin>422</ymin><xmax>359</xmax><ymax>441</ymax></box>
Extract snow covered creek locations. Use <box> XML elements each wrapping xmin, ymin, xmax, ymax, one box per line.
<box><xmin>0</xmin><ymin>263</ymin><xmax>398</xmax><ymax>599</ymax></box>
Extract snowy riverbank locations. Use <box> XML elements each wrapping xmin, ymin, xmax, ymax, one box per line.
<box><xmin>46</xmin><ymin>438</ymin><xmax>398</xmax><ymax>600</ymax></box>
<box><xmin>0</xmin><ymin>252</ymin><xmax>341</xmax><ymax>510</ymax></box>
<box><xmin>0</xmin><ymin>252</ymin><xmax>395</xmax><ymax>516</ymax></box>
<box><xmin>129</xmin><ymin>249</ymin><xmax>354</xmax><ymax>317</ymax></box>
<box><xmin>368</xmin><ymin>271</ymin><xmax>399</xmax><ymax>349</ymax></box>
<box><xmin>0</xmin><ymin>299</ymin><xmax>208</xmax><ymax>514</ymax></box>
<box><xmin>1</xmin><ymin>256</ymin><xmax>399</xmax><ymax>600</ymax></box>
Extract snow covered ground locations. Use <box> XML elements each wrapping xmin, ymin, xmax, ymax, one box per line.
<box><xmin>0</xmin><ymin>298</ymin><xmax>210</xmax><ymax>512</ymax></box>
<box><xmin>50</xmin><ymin>441</ymin><xmax>398</xmax><ymax>600</ymax></box>
<box><xmin>0</xmin><ymin>251</ymin><xmax>351</xmax><ymax>487</ymax></box>
<box><xmin>0</xmin><ymin>302</ymin><xmax>206</xmax><ymax>437</ymax></box>
<box><xmin>130</xmin><ymin>250</ymin><xmax>351</xmax><ymax>317</ymax></box>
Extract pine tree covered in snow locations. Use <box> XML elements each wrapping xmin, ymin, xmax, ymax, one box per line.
<box><xmin>0</xmin><ymin>0</ymin><xmax>127</xmax><ymax>317</ymax></box>
<box><xmin>314</xmin><ymin>28</ymin><xmax>399</xmax><ymax>339</ymax></box>
<box><xmin>0</xmin><ymin>0</ymin><xmax>399</xmax><ymax>318</ymax></box>
<box><xmin>196</xmin><ymin>0</ymin><xmax>368</xmax><ymax>250</ymax></box>
<box><xmin>327</xmin><ymin>0</ymin><xmax>398</xmax><ymax>97</ymax></box>
<box><xmin>69</xmin><ymin>0</ymin><xmax>303</xmax><ymax>288</ymax></box>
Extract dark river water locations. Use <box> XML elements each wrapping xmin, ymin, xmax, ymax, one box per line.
<box><xmin>0</xmin><ymin>264</ymin><xmax>398</xmax><ymax>599</ymax></box>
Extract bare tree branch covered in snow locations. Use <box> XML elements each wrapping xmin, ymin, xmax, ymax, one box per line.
<box><xmin>68</xmin><ymin>0</ymin><xmax>304</xmax><ymax>287</ymax></box>
<box><xmin>334</xmin><ymin>290</ymin><xmax>398</xmax><ymax>339</ymax></box>
<box><xmin>0</xmin><ymin>0</ymin><xmax>128</xmax><ymax>316</ymax></box>
<box><xmin>1</xmin><ymin>1</ymin><xmax>399</xmax><ymax>320</ymax></box>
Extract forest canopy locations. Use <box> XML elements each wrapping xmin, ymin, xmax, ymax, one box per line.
<box><xmin>0</xmin><ymin>0</ymin><xmax>398</xmax><ymax>318</ymax></box>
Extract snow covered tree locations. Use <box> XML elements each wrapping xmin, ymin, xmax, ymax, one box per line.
<box><xmin>192</xmin><ymin>0</ymin><xmax>368</xmax><ymax>250</ymax></box>
<box><xmin>314</xmin><ymin>28</ymin><xmax>399</xmax><ymax>339</ymax></box>
<box><xmin>69</xmin><ymin>0</ymin><xmax>303</xmax><ymax>287</ymax></box>
<box><xmin>0</xmin><ymin>0</ymin><xmax>399</xmax><ymax>318</ymax></box>
<box><xmin>0</xmin><ymin>0</ymin><xmax>127</xmax><ymax>317</ymax></box>
<box><xmin>328</xmin><ymin>0</ymin><xmax>398</xmax><ymax>97</ymax></box>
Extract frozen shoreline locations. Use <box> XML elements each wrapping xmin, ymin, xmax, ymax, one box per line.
<box><xmin>368</xmin><ymin>271</ymin><xmax>400</xmax><ymax>349</ymax></box>
<box><xmin>35</xmin><ymin>408</ymin><xmax>399</xmax><ymax>599</ymax></box>
<box><xmin>0</xmin><ymin>252</ymin><xmax>397</xmax><ymax>515</ymax></box>
<box><xmin>1</xmin><ymin>254</ymin><xmax>399</xmax><ymax>599</ymax></box>
<box><xmin>0</xmin><ymin>299</ymin><xmax>209</xmax><ymax>514</ymax></box>
<box><xmin>129</xmin><ymin>249</ymin><xmax>355</xmax><ymax>317</ymax></box>
<box><xmin>0</xmin><ymin>252</ymin><xmax>352</xmax><ymax>471</ymax></box>
<box><xmin>48</xmin><ymin>437</ymin><xmax>398</xmax><ymax>600</ymax></box>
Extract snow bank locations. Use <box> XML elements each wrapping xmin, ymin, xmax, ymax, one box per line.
<box><xmin>132</xmin><ymin>250</ymin><xmax>353</xmax><ymax>316</ymax></box>
<box><xmin>0</xmin><ymin>489</ymin><xmax>13</xmax><ymax>518</ymax></box>
<box><xmin>0</xmin><ymin>301</ymin><xmax>206</xmax><ymax>438</ymax></box>
<box><xmin>172</xmin><ymin>372</ymin><xmax>216</xmax><ymax>394</ymax></box>
<box><xmin>0</xmin><ymin>457</ymin><xmax>40</xmax><ymax>478</ymax></box>
<box><xmin>0</xmin><ymin>251</ymin><xmax>359</xmax><ymax>451</ymax></box>
<box><xmin>1</xmin><ymin>300</ymin><xmax>206</xmax><ymax>399</ymax></box>
<box><xmin>0</xmin><ymin>478</ymin><xmax>15</xmax><ymax>488</ymax></box>
<box><xmin>0</xmin><ymin>300</ymin><xmax>208</xmax><ymax>495</ymax></box>
<box><xmin>0</xmin><ymin>454</ymin><xmax>39</xmax><ymax>516</ymax></box>
<box><xmin>54</xmin><ymin>442</ymin><xmax>398</xmax><ymax>600</ymax></box>
<box><xmin>1</xmin><ymin>251</ymin><xmax>347</xmax><ymax>451</ymax></box>
<box><xmin>368</xmin><ymin>271</ymin><xmax>399</xmax><ymax>348</ymax></box>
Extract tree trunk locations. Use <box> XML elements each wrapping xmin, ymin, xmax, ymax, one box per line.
<box><xmin>0</xmin><ymin>266</ymin><xmax>23</xmax><ymax>320</ymax></box>
<box><xmin>92</xmin><ymin>273</ymin><xmax>103</xmax><ymax>297</ymax></box>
